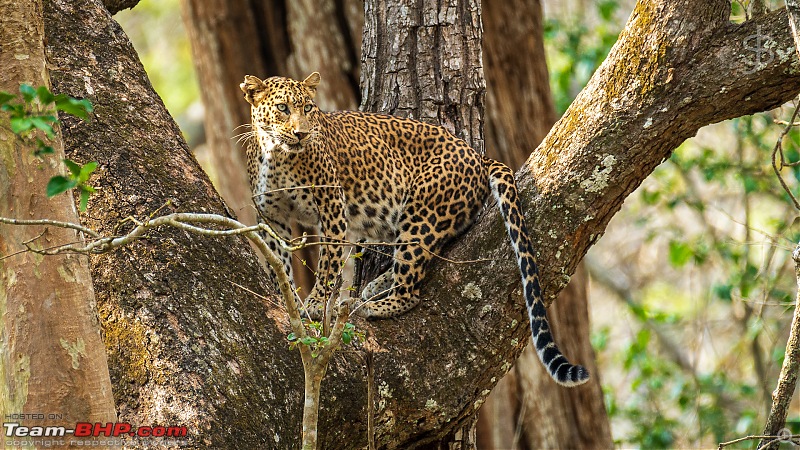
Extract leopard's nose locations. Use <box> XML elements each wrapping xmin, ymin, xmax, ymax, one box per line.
<box><xmin>294</xmin><ymin>131</ymin><xmax>308</xmax><ymax>141</ymax></box>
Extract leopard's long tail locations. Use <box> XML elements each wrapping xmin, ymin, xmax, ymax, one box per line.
<box><xmin>484</xmin><ymin>157</ymin><xmax>589</xmax><ymax>387</ymax></box>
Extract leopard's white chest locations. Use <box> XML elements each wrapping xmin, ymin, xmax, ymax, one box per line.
<box><xmin>252</xmin><ymin>142</ymin><xmax>320</xmax><ymax>227</ymax></box>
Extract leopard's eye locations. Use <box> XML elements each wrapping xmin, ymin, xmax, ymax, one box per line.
<box><xmin>304</xmin><ymin>104</ymin><xmax>313</xmax><ymax>113</ymax></box>
<box><xmin>276</xmin><ymin>103</ymin><xmax>288</xmax><ymax>112</ymax></box>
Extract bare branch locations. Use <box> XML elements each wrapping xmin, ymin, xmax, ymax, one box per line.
<box><xmin>757</xmin><ymin>244</ymin><xmax>800</xmax><ymax>448</ymax></box>
<box><xmin>771</xmin><ymin>100</ymin><xmax>800</xmax><ymax>209</ymax></box>
<box><xmin>719</xmin><ymin>432</ymin><xmax>800</xmax><ymax>449</ymax></box>
<box><xmin>0</xmin><ymin>211</ymin><xmax>364</xmax><ymax>448</ymax></box>
<box><xmin>0</xmin><ymin>216</ymin><xmax>100</xmax><ymax>238</ymax></box>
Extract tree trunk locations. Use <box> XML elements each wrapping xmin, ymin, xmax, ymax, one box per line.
<box><xmin>359</xmin><ymin>0</ymin><xmax>486</xmax><ymax>446</ymax></box>
<box><xmin>361</xmin><ymin>0</ymin><xmax>484</xmax><ymax>150</ymax></box>
<box><xmin>0</xmin><ymin>0</ymin><xmax>116</xmax><ymax>438</ymax></box>
<box><xmin>477</xmin><ymin>0</ymin><xmax>611</xmax><ymax>447</ymax></box>
<box><xmin>30</xmin><ymin>0</ymin><xmax>800</xmax><ymax>448</ymax></box>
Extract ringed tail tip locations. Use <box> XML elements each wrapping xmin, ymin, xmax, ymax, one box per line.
<box><xmin>553</xmin><ymin>364</ymin><xmax>590</xmax><ymax>387</ymax></box>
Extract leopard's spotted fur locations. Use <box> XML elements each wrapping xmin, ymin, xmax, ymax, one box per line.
<box><xmin>241</xmin><ymin>72</ymin><xmax>588</xmax><ymax>386</ymax></box>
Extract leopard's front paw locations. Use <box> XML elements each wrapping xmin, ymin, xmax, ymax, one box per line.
<box><xmin>301</xmin><ymin>296</ymin><xmax>325</xmax><ymax>321</ymax></box>
<box><xmin>353</xmin><ymin>295</ymin><xmax>421</xmax><ymax>319</ymax></box>
<box><xmin>352</xmin><ymin>300</ymin><xmax>379</xmax><ymax>319</ymax></box>
<box><xmin>361</xmin><ymin>271</ymin><xmax>394</xmax><ymax>301</ymax></box>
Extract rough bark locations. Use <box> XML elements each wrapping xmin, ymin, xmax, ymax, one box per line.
<box><xmin>0</xmin><ymin>0</ymin><xmax>116</xmax><ymax>438</ymax></box>
<box><xmin>28</xmin><ymin>0</ymin><xmax>800</xmax><ymax>449</ymax></box>
<box><xmin>102</xmin><ymin>0</ymin><xmax>138</xmax><ymax>14</ymax></box>
<box><xmin>477</xmin><ymin>1</ymin><xmax>611</xmax><ymax>447</ymax></box>
<box><xmin>360</xmin><ymin>0</ymin><xmax>484</xmax><ymax>150</ymax></box>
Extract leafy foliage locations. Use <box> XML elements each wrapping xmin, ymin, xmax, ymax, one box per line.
<box><xmin>544</xmin><ymin>0</ymin><xmax>621</xmax><ymax>115</ymax></box>
<box><xmin>592</xmin><ymin>100</ymin><xmax>800</xmax><ymax>448</ymax></box>
<box><xmin>0</xmin><ymin>84</ymin><xmax>97</xmax><ymax>210</ymax></box>
<box><xmin>547</xmin><ymin>1</ymin><xmax>799</xmax><ymax>447</ymax></box>
<box><xmin>288</xmin><ymin>321</ymin><xmax>364</xmax><ymax>358</ymax></box>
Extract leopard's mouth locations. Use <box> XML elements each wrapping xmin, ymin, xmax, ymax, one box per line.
<box><xmin>282</xmin><ymin>141</ymin><xmax>304</xmax><ymax>153</ymax></box>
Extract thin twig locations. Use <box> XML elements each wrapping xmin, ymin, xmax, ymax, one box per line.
<box><xmin>757</xmin><ymin>243</ymin><xmax>800</xmax><ymax>449</ymax></box>
<box><xmin>0</xmin><ymin>209</ymin><xmax>355</xmax><ymax>450</ymax></box>
<box><xmin>285</xmin><ymin>234</ymin><xmax>495</xmax><ymax>265</ymax></box>
<box><xmin>719</xmin><ymin>433</ymin><xmax>799</xmax><ymax>449</ymax></box>
<box><xmin>0</xmin><ymin>216</ymin><xmax>100</xmax><ymax>238</ymax></box>
<box><xmin>252</xmin><ymin>184</ymin><xmax>343</xmax><ymax>198</ymax></box>
<box><xmin>770</xmin><ymin>100</ymin><xmax>800</xmax><ymax>210</ymax></box>
<box><xmin>227</xmin><ymin>279</ymin><xmax>284</xmax><ymax>311</ymax></box>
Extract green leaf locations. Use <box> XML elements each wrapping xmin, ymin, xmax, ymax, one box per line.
<box><xmin>19</xmin><ymin>84</ymin><xmax>36</xmax><ymax>102</ymax></box>
<box><xmin>0</xmin><ymin>91</ymin><xmax>14</xmax><ymax>106</ymax></box>
<box><xmin>9</xmin><ymin>117</ymin><xmax>33</xmax><ymax>134</ymax></box>
<box><xmin>287</xmin><ymin>333</ymin><xmax>297</xmax><ymax>341</ymax></box>
<box><xmin>1</xmin><ymin>103</ymin><xmax>24</xmax><ymax>116</ymax></box>
<box><xmin>299</xmin><ymin>337</ymin><xmax>317</xmax><ymax>346</ymax></box>
<box><xmin>55</xmin><ymin>96</ymin><xmax>93</xmax><ymax>120</ymax></box>
<box><xmin>28</xmin><ymin>116</ymin><xmax>55</xmax><ymax>138</ymax></box>
<box><xmin>46</xmin><ymin>176</ymin><xmax>77</xmax><ymax>197</ymax></box>
<box><xmin>35</xmin><ymin>86</ymin><xmax>55</xmax><ymax>104</ymax></box>
<box><xmin>34</xmin><ymin>145</ymin><xmax>55</xmax><ymax>157</ymax></box>
<box><xmin>641</xmin><ymin>189</ymin><xmax>660</xmax><ymax>205</ymax></box>
<box><xmin>597</xmin><ymin>0</ymin><xmax>619</xmax><ymax>21</ymax></box>
<box><xmin>62</xmin><ymin>159</ymin><xmax>82</xmax><ymax>177</ymax></box>
<box><xmin>713</xmin><ymin>283</ymin><xmax>732</xmax><ymax>302</ymax></box>
<box><xmin>78</xmin><ymin>161</ymin><xmax>98</xmax><ymax>183</ymax></box>
<box><xmin>668</xmin><ymin>240</ymin><xmax>693</xmax><ymax>268</ymax></box>
<box><xmin>342</xmin><ymin>332</ymin><xmax>352</xmax><ymax>345</ymax></box>
<box><xmin>742</xmin><ymin>175</ymin><xmax>758</xmax><ymax>194</ymax></box>
<box><xmin>79</xmin><ymin>188</ymin><xmax>90</xmax><ymax>212</ymax></box>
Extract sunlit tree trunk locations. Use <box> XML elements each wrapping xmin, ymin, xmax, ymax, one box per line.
<box><xmin>0</xmin><ymin>0</ymin><xmax>116</xmax><ymax>436</ymax></box>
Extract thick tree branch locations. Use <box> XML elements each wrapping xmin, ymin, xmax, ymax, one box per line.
<box><xmin>102</xmin><ymin>0</ymin><xmax>139</xmax><ymax>14</ymax></box>
<box><xmin>787</xmin><ymin>0</ymin><xmax>800</xmax><ymax>56</ymax></box>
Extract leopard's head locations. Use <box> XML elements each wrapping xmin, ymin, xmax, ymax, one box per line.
<box><xmin>240</xmin><ymin>72</ymin><xmax>321</xmax><ymax>153</ymax></box>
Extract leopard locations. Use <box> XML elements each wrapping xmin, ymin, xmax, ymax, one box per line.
<box><xmin>240</xmin><ymin>72</ymin><xmax>589</xmax><ymax>387</ymax></box>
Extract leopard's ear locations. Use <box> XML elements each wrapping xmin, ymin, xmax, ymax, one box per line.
<box><xmin>302</xmin><ymin>72</ymin><xmax>321</xmax><ymax>99</ymax></box>
<box><xmin>240</xmin><ymin>75</ymin><xmax>266</xmax><ymax>105</ymax></box>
